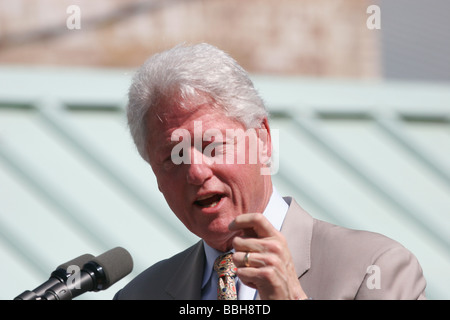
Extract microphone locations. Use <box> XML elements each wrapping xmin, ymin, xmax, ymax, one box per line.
<box><xmin>14</xmin><ymin>253</ymin><xmax>95</xmax><ymax>300</ymax></box>
<box><xmin>41</xmin><ymin>247</ymin><xmax>133</xmax><ymax>300</ymax></box>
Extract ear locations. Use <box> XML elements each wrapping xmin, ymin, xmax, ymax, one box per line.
<box><xmin>258</xmin><ymin>117</ymin><xmax>272</xmax><ymax>164</ymax></box>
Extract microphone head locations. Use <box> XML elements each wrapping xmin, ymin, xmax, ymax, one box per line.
<box><xmin>91</xmin><ymin>247</ymin><xmax>133</xmax><ymax>289</ymax></box>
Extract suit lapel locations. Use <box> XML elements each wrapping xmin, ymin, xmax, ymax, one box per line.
<box><xmin>281</xmin><ymin>197</ymin><xmax>313</xmax><ymax>278</ymax></box>
<box><xmin>165</xmin><ymin>241</ymin><xmax>205</xmax><ymax>299</ymax></box>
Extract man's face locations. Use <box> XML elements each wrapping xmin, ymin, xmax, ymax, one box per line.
<box><xmin>146</xmin><ymin>102</ymin><xmax>272</xmax><ymax>251</ymax></box>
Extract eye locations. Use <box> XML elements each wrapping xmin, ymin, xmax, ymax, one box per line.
<box><xmin>214</xmin><ymin>141</ymin><xmax>228</xmax><ymax>155</ymax></box>
<box><xmin>162</xmin><ymin>150</ymin><xmax>182</xmax><ymax>170</ymax></box>
<box><xmin>203</xmin><ymin>141</ymin><xmax>226</xmax><ymax>158</ymax></box>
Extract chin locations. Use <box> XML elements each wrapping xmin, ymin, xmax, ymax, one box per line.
<box><xmin>201</xmin><ymin>221</ymin><xmax>238</xmax><ymax>249</ymax></box>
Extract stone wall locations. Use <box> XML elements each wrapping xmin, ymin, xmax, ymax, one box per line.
<box><xmin>0</xmin><ymin>0</ymin><xmax>380</xmax><ymax>77</ymax></box>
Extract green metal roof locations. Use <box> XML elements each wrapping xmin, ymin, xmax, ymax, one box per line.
<box><xmin>0</xmin><ymin>66</ymin><xmax>449</xmax><ymax>299</ymax></box>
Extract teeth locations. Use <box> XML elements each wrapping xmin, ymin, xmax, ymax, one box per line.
<box><xmin>203</xmin><ymin>201</ymin><xmax>219</xmax><ymax>208</ymax></box>
<box><xmin>195</xmin><ymin>194</ymin><xmax>222</xmax><ymax>208</ymax></box>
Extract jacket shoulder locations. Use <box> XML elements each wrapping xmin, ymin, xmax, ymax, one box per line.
<box><xmin>114</xmin><ymin>241</ymin><xmax>203</xmax><ymax>300</ymax></box>
<box><xmin>312</xmin><ymin>219</ymin><xmax>401</xmax><ymax>257</ymax></box>
<box><xmin>306</xmin><ymin>219</ymin><xmax>426</xmax><ymax>299</ymax></box>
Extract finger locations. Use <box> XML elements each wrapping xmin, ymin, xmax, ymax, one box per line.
<box><xmin>232</xmin><ymin>235</ymin><xmax>267</xmax><ymax>253</ymax></box>
<box><xmin>235</xmin><ymin>265</ymin><xmax>285</xmax><ymax>295</ymax></box>
<box><xmin>232</xmin><ymin>251</ymin><xmax>267</xmax><ymax>268</ymax></box>
<box><xmin>229</xmin><ymin>213</ymin><xmax>276</xmax><ymax>238</ymax></box>
<box><xmin>233</xmin><ymin>233</ymin><xmax>286</xmax><ymax>258</ymax></box>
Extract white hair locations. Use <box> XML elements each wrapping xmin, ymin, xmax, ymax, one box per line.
<box><xmin>127</xmin><ymin>43</ymin><xmax>269</xmax><ymax>162</ymax></box>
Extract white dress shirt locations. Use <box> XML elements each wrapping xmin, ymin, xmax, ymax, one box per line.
<box><xmin>201</xmin><ymin>187</ymin><xmax>289</xmax><ymax>300</ymax></box>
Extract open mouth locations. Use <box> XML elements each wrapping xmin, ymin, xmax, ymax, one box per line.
<box><xmin>194</xmin><ymin>194</ymin><xmax>224</xmax><ymax>208</ymax></box>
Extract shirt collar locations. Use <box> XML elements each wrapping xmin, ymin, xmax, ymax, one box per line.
<box><xmin>201</xmin><ymin>186</ymin><xmax>288</xmax><ymax>289</ymax></box>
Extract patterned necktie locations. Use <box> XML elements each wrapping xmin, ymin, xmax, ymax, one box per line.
<box><xmin>213</xmin><ymin>253</ymin><xmax>237</xmax><ymax>300</ymax></box>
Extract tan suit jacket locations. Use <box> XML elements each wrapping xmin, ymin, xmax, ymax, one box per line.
<box><xmin>114</xmin><ymin>197</ymin><xmax>426</xmax><ymax>299</ymax></box>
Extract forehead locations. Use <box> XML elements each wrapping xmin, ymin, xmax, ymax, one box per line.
<box><xmin>148</xmin><ymin>102</ymin><xmax>223</xmax><ymax>132</ymax></box>
<box><xmin>145</xmin><ymin>103</ymin><xmax>245</xmax><ymax>151</ymax></box>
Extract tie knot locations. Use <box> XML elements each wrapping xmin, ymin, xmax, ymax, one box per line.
<box><xmin>214</xmin><ymin>253</ymin><xmax>237</xmax><ymax>278</ymax></box>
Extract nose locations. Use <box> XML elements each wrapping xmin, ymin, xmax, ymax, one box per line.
<box><xmin>186</xmin><ymin>147</ymin><xmax>213</xmax><ymax>185</ymax></box>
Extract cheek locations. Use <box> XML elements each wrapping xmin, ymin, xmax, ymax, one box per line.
<box><xmin>216</xmin><ymin>165</ymin><xmax>262</xmax><ymax>206</ymax></box>
<box><xmin>159</xmin><ymin>182</ymin><xmax>189</xmax><ymax>223</ymax></box>
<box><xmin>222</xmin><ymin>162</ymin><xmax>261</xmax><ymax>182</ymax></box>
<box><xmin>159</xmin><ymin>176</ymin><xmax>183</xmax><ymax>198</ymax></box>
<box><xmin>153</xmin><ymin>162</ymin><xmax>184</xmax><ymax>189</ymax></box>
<box><xmin>155</xmin><ymin>172</ymin><xmax>185</xmax><ymax>204</ymax></box>
<box><xmin>220</xmin><ymin>164</ymin><xmax>265</xmax><ymax>204</ymax></box>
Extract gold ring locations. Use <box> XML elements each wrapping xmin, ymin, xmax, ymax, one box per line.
<box><xmin>244</xmin><ymin>252</ymin><xmax>251</xmax><ymax>267</ymax></box>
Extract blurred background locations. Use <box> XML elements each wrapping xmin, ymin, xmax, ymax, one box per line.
<box><xmin>0</xmin><ymin>0</ymin><xmax>449</xmax><ymax>300</ymax></box>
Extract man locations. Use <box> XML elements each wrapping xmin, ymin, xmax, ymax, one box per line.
<box><xmin>114</xmin><ymin>43</ymin><xmax>426</xmax><ymax>300</ymax></box>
